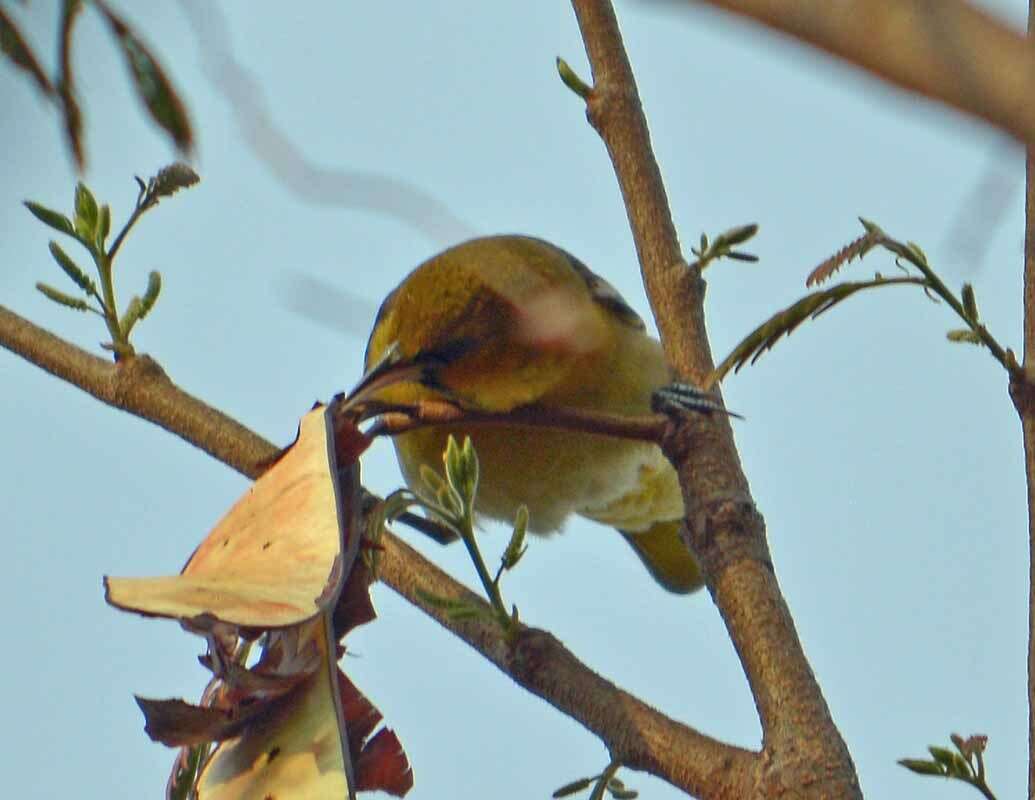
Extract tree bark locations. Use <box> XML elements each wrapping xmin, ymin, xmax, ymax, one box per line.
<box><xmin>570</xmin><ymin>1</ymin><xmax>861</xmax><ymax>796</ymax></box>
<box><xmin>691</xmin><ymin>0</ymin><xmax>1035</xmax><ymax>146</ymax></box>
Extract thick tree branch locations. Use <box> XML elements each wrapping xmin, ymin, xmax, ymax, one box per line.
<box><xmin>378</xmin><ymin>533</ymin><xmax>754</xmax><ymax>795</ymax></box>
<box><xmin>689</xmin><ymin>0</ymin><xmax>1035</xmax><ymax>147</ymax></box>
<box><xmin>0</xmin><ymin>301</ymin><xmax>753</xmax><ymax>796</ymax></box>
<box><xmin>570</xmin><ymin>1</ymin><xmax>860</xmax><ymax>796</ymax></box>
<box><xmin>0</xmin><ymin>305</ymin><xmax>272</xmax><ymax>476</ymax></box>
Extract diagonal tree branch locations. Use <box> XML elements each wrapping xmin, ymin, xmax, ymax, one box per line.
<box><xmin>377</xmin><ymin>533</ymin><xmax>755</xmax><ymax>795</ymax></box>
<box><xmin>0</xmin><ymin>300</ymin><xmax>754</xmax><ymax>796</ymax></box>
<box><xmin>684</xmin><ymin>0</ymin><xmax>1035</xmax><ymax>147</ymax></box>
<box><xmin>570</xmin><ymin>1</ymin><xmax>860</xmax><ymax>796</ymax></box>
<box><xmin>0</xmin><ymin>305</ymin><xmax>271</xmax><ymax>476</ymax></box>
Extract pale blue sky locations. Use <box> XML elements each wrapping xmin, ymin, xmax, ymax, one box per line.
<box><xmin>1</xmin><ymin>2</ymin><xmax>1029</xmax><ymax>798</ymax></box>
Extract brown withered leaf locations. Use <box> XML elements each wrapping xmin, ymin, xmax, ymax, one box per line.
<box><xmin>0</xmin><ymin>7</ymin><xmax>54</xmax><ymax>95</ymax></box>
<box><xmin>218</xmin><ymin>657</ymin><xmax>314</xmax><ymax>704</ymax></box>
<box><xmin>107</xmin><ymin>400</ymin><xmax>410</xmax><ymax>797</ymax></box>
<box><xmin>338</xmin><ymin>671</ymin><xmax>413</xmax><ymax>796</ymax></box>
<box><xmin>160</xmin><ymin>556</ymin><xmax>411</xmax><ymax>798</ymax></box>
<box><xmin>355</xmin><ymin>728</ymin><xmax>413</xmax><ymax>796</ymax></box>
<box><xmin>142</xmin><ymin>624</ymin><xmax>329</xmax><ymax>750</ymax></box>
<box><xmin>136</xmin><ymin>696</ymin><xmax>282</xmax><ymax>748</ymax></box>
<box><xmin>333</xmin><ymin>555</ymin><xmax>378</xmax><ymax>640</ymax></box>
<box><xmin>805</xmin><ymin>221</ymin><xmax>884</xmax><ymax>287</ymax></box>
<box><xmin>195</xmin><ymin>615</ymin><xmax>353</xmax><ymax>800</ymax></box>
<box><xmin>57</xmin><ymin>0</ymin><xmax>85</xmax><ymax>168</ymax></box>
<box><xmin>338</xmin><ymin>670</ymin><xmax>382</xmax><ymax>750</ymax></box>
<box><xmin>93</xmin><ymin>0</ymin><xmax>193</xmax><ymax>154</ymax></box>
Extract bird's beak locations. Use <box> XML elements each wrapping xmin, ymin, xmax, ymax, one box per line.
<box><xmin>343</xmin><ymin>343</ymin><xmax>426</xmax><ymax>409</ymax></box>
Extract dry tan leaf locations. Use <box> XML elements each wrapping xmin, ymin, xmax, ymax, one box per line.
<box><xmin>105</xmin><ymin>404</ymin><xmax>358</xmax><ymax>627</ymax></box>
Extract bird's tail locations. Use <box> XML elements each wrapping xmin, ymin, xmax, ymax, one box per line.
<box><xmin>619</xmin><ymin>520</ymin><xmax>703</xmax><ymax>594</ymax></box>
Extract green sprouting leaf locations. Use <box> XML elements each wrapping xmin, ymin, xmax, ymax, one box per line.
<box><xmin>609</xmin><ymin>789</ymin><xmax>638</xmax><ymax>800</ymax></box>
<box><xmin>418</xmin><ymin>464</ymin><xmax>462</xmax><ymax>519</ymax></box>
<box><xmin>961</xmin><ymin>283</ymin><xmax>978</xmax><ymax>321</ymax></box>
<box><xmin>500</xmin><ymin>505</ymin><xmax>529</xmax><ymax>572</ymax></box>
<box><xmin>714</xmin><ymin>223</ymin><xmax>758</xmax><ymax>249</ymax></box>
<box><xmin>25</xmin><ymin>201</ymin><xmax>76</xmax><ymax>237</ymax></box>
<box><xmin>553</xmin><ymin>778</ymin><xmax>593</xmax><ymax>798</ymax></box>
<box><xmin>121</xmin><ymin>272</ymin><xmax>162</xmax><ymax>336</ymax></box>
<box><xmin>0</xmin><ymin>7</ymin><xmax>54</xmax><ymax>96</ymax></box>
<box><xmin>859</xmin><ymin>217</ymin><xmax>882</xmax><ymax>235</ymax></box>
<box><xmin>444</xmin><ymin>435</ymin><xmax>464</xmax><ymax>490</ymax></box>
<box><xmin>897</xmin><ymin>758</ymin><xmax>945</xmax><ymax>777</ymax></box>
<box><xmin>121</xmin><ymin>297</ymin><xmax>144</xmax><ymax>336</ymax></box>
<box><xmin>928</xmin><ymin>746</ymin><xmax>956</xmax><ymax>768</ymax></box>
<box><xmin>435</xmin><ymin>484</ymin><xmax>463</xmax><ymax>520</ymax></box>
<box><xmin>905</xmin><ymin>241</ymin><xmax>929</xmax><ymax>266</ymax></box>
<box><xmin>556</xmin><ymin>56</ymin><xmax>591</xmax><ymax>100</ymax></box>
<box><xmin>708</xmin><ymin>276</ymin><xmax>927</xmax><ymax>386</ymax></box>
<box><xmin>947</xmin><ymin>752</ymin><xmax>973</xmax><ymax>779</ymax></box>
<box><xmin>693</xmin><ymin>223</ymin><xmax>760</xmax><ymax>270</ymax></box>
<box><xmin>459</xmin><ymin>436</ymin><xmax>479</xmax><ymax>504</ymax></box>
<box><xmin>48</xmin><ymin>241</ymin><xmax>95</xmax><ymax>294</ymax></box>
<box><xmin>74</xmin><ymin>182</ymin><xmax>98</xmax><ymax>240</ymax></box>
<box><xmin>95</xmin><ymin>1</ymin><xmax>193</xmax><ymax>153</ymax></box>
<box><xmin>419</xmin><ymin>463</ymin><xmax>447</xmax><ymax>495</ymax></box>
<box><xmin>36</xmin><ymin>282</ymin><xmax>89</xmax><ymax>311</ymax></box>
<box><xmin>946</xmin><ymin>329</ymin><xmax>982</xmax><ymax>345</ymax></box>
<box><xmin>140</xmin><ymin>270</ymin><xmax>161</xmax><ymax>316</ymax></box>
<box><xmin>96</xmin><ymin>204</ymin><xmax>111</xmax><ymax>249</ymax></box>
<box><xmin>443</xmin><ymin>435</ymin><xmax>479</xmax><ymax>513</ymax></box>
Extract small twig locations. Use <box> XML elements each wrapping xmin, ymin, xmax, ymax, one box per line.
<box><xmin>879</xmin><ymin>234</ymin><xmax>1015</xmax><ymax>371</ymax></box>
<box><xmin>589</xmin><ymin>760</ymin><xmax>622</xmax><ymax>800</ymax></box>
<box><xmin>106</xmin><ymin>202</ymin><xmax>147</xmax><ymax>263</ymax></box>
<box><xmin>455</xmin><ymin>509</ymin><xmax>510</xmax><ymax>626</ymax></box>
<box><xmin>395</xmin><ymin>509</ymin><xmax>457</xmax><ymax>545</ymax></box>
<box><xmin>353</xmin><ymin>398</ymin><xmax>669</xmax><ymax>445</ymax></box>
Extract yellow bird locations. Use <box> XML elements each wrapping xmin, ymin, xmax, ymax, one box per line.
<box><xmin>359</xmin><ymin>235</ymin><xmax>705</xmax><ymax>593</ymax></box>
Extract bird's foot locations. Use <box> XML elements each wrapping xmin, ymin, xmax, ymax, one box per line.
<box><xmin>651</xmin><ymin>383</ymin><xmax>742</xmax><ymax>419</ymax></box>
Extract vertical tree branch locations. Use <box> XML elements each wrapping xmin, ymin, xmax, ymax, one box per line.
<box><xmin>1022</xmin><ymin>8</ymin><xmax>1035</xmax><ymax>799</ymax></box>
<box><xmin>570</xmin><ymin>1</ymin><xmax>860</xmax><ymax>796</ymax></box>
